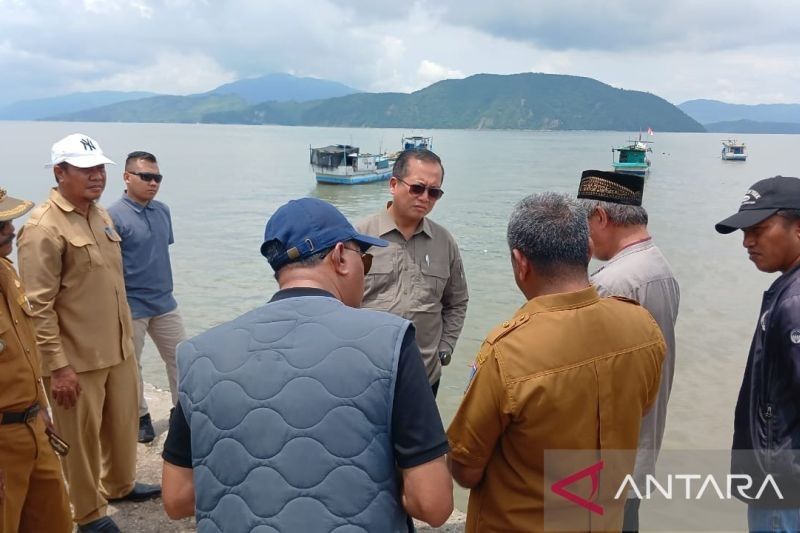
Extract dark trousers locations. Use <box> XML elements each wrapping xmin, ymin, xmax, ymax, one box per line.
<box><xmin>623</xmin><ymin>498</ymin><xmax>640</xmax><ymax>532</ymax></box>
<box><xmin>431</xmin><ymin>379</ymin><xmax>440</xmax><ymax>398</ymax></box>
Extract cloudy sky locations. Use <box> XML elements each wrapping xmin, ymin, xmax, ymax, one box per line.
<box><xmin>2</xmin><ymin>0</ymin><xmax>799</xmax><ymax>107</ymax></box>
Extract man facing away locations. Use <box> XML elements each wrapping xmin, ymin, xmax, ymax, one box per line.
<box><xmin>357</xmin><ymin>148</ymin><xmax>469</xmax><ymax>396</ymax></box>
<box><xmin>0</xmin><ymin>187</ymin><xmax>71</xmax><ymax>532</ymax></box>
<box><xmin>162</xmin><ymin>197</ymin><xmax>453</xmax><ymax>532</ymax></box>
<box><xmin>17</xmin><ymin>134</ymin><xmax>160</xmax><ymax>533</ymax></box>
<box><xmin>108</xmin><ymin>151</ymin><xmax>186</xmax><ymax>444</ymax></box>
<box><xmin>716</xmin><ymin>176</ymin><xmax>800</xmax><ymax>532</ymax></box>
<box><xmin>447</xmin><ymin>192</ymin><xmax>665</xmax><ymax>532</ymax></box>
<box><xmin>577</xmin><ymin>169</ymin><xmax>680</xmax><ymax>531</ymax></box>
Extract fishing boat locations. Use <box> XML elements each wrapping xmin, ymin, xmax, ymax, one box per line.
<box><xmin>721</xmin><ymin>139</ymin><xmax>747</xmax><ymax>161</ymax></box>
<box><xmin>612</xmin><ymin>133</ymin><xmax>653</xmax><ymax>176</ymax></box>
<box><xmin>310</xmin><ymin>144</ymin><xmax>394</xmax><ymax>185</ymax></box>
<box><xmin>402</xmin><ymin>135</ymin><xmax>432</xmax><ymax>151</ymax></box>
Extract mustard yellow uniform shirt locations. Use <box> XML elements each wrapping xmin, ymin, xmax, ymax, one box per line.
<box><xmin>0</xmin><ymin>258</ymin><xmax>43</xmax><ymax>412</ymax></box>
<box><xmin>17</xmin><ymin>188</ymin><xmax>134</xmax><ymax>374</ymax></box>
<box><xmin>447</xmin><ymin>287</ymin><xmax>665</xmax><ymax>532</ymax></box>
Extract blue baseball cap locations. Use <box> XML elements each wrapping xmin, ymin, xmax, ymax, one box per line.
<box><xmin>260</xmin><ymin>197</ymin><xmax>388</xmax><ymax>271</ymax></box>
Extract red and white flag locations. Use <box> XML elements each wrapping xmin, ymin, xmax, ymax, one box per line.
<box><xmin>647</xmin><ymin>127</ymin><xmax>654</xmax><ymax>136</ymax></box>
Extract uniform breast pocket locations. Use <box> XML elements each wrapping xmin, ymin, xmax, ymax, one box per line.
<box><xmin>0</xmin><ymin>308</ymin><xmax>12</xmax><ymax>359</ymax></box>
<box><xmin>363</xmin><ymin>250</ymin><xmax>397</xmax><ymax>304</ymax></box>
<box><xmin>67</xmin><ymin>235</ymin><xmax>94</xmax><ymax>272</ymax></box>
<box><xmin>420</xmin><ymin>260</ymin><xmax>449</xmax><ymax>301</ymax></box>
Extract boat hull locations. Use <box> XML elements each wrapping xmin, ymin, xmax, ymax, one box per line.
<box><xmin>722</xmin><ymin>154</ymin><xmax>747</xmax><ymax>161</ymax></box>
<box><xmin>612</xmin><ymin>163</ymin><xmax>649</xmax><ymax>176</ymax></box>
<box><xmin>315</xmin><ymin>169</ymin><xmax>394</xmax><ymax>184</ymax></box>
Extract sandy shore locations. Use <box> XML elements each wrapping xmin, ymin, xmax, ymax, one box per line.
<box><xmin>107</xmin><ymin>383</ymin><xmax>466</xmax><ymax>532</ymax></box>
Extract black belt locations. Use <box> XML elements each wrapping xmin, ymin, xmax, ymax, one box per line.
<box><xmin>0</xmin><ymin>404</ymin><xmax>40</xmax><ymax>425</ymax></box>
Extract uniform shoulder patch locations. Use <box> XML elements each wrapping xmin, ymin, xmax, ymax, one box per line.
<box><xmin>485</xmin><ymin>313</ymin><xmax>530</xmax><ymax>344</ymax></box>
<box><xmin>609</xmin><ymin>295</ymin><xmax>641</xmax><ymax>306</ymax></box>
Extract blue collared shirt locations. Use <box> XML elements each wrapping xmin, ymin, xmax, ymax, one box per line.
<box><xmin>108</xmin><ymin>194</ymin><xmax>177</xmax><ymax>319</ymax></box>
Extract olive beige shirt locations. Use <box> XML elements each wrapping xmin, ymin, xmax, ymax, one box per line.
<box><xmin>0</xmin><ymin>258</ymin><xmax>45</xmax><ymax>413</ymax></box>
<box><xmin>17</xmin><ymin>188</ymin><xmax>134</xmax><ymax>375</ymax></box>
<box><xmin>357</xmin><ymin>206</ymin><xmax>468</xmax><ymax>384</ymax></box>
<box><xmin>447</xmin><ymin>287</ymin><xmax>665</xmax><ymax>532</ymax></box>
<box><xmin>591</xmin><ymin>238</ymin><xmax>680</xmax><ymax>488</ymax></box>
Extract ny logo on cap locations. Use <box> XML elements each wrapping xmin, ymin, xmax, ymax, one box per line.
<box><xmin>80</xmin><ymin>138</ymin><xmax>96</xmax><ymax>151</ymax></box>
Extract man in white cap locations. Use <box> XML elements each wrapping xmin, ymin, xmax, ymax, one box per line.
<box><xmin>18</xmin><ymin>134</ymin><xmax>160</xmax><ymax>533</ymax></box>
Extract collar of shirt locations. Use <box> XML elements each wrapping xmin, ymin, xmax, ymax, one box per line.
<box><xmin>592</xmin><ymin>237</ymin><xmax>654</xmax><ymax>277</ymax></box>
<box><xmin>766</xmin><ymin>262</ymin><xmax>800</xmax><ymax>296</ymax></box>
<box><xmin>269</xmin><ymin>287</ymin><xmax>336</xmax><ymax>303</ymax></box>
<box><xmin>49</xmin><ymin>187</ymin><xmax>96</xmax><ymax>216</ymax></box>
<box><xmin>376</xmin><ymin>201</ymin><xmax>433</xmax><ymax>239</ymax></box>
<box><xmin>120</xmin><ymin>193</ymin><xmax>151</xmax><ymax>214</ymax></box>
<box><xmin>519</xmin><ymin>285</ymin><xmax>600</xmax><ymax>316</ymax></box>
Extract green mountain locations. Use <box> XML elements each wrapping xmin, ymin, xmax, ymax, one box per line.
<box><xmin>679</xmin><ymin>99</ymin><xmax>800</xmax><ymax>124</ymax></box>
<box><xmin>704</xmin><ymin>119</ymin><xmax>800</xmax><ymax>134</ymax></box>
<box><xmin>206</xmin><ymin>73</ymin><xmax>360</xmax><ymax>104</ymax></box>
<box><xmin>50</xmin><ymin>94</ymin><xmax>249</xmax><ymax>123</ymax></box>
<box><xmin>0</xmin><ymin>91</ymin><xmax>157</xmax><ymax>120</ymax></box>
<box><xmin>51</xmin><ymin>73</ymin><xmax>704</xmax><ymax>132</ymax></box>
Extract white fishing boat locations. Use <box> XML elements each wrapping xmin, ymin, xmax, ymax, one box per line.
<box><xmin>310</xmin><ymin>144</ymin><xmax>394</xmax><ymax>185</ymax></box>
<box><xmin>721</xmin><ymin>139</ymin><xmax>747</xmax><ymax>161</ymax></box>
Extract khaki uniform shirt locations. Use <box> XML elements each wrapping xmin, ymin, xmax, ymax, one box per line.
<box><xmin>591</xmin><ymin>238</ymin><xmax>680</xmax><ymax>487</ymax></box>
<box><xmin>17</xmin><ymin>188</ymin><xmax>134</xmax><ymax>375</ymax></box>
<box><xmin>0</xmin><ymin>258</ymin><xmax>44</xmax><ymax>413</ymax></box>
<box><xmin>357</xmin><ymin>207</ymin><xmax>469</xmax><ymax>384</ymax></box>
<box><xmin>447</xmin><ymin>287</ymin><xmax>665</xmax><ymax>532</ymax></box>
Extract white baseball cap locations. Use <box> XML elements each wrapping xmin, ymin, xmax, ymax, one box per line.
<box><xmin>47</xmin><ymin>133</ymin><xmax>116</xmax><ymax>168</ymax></box>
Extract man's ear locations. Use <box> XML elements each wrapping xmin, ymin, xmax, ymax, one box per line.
<box><xmin>594</xmin><ymin>206</ymin><xmax>609</xmax><ymax>228</ymax></box>
<box><xmin>328</xmin><ymin>242</ymin><xmax>349</xmax><ymax>276</ymax></box>
<box><xmin>511</xmin><ymin>249</ymin><xmax>530</xmax><ymax>281</ymax></box>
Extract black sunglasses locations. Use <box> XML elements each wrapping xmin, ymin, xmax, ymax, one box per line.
<box><xmin>127</xmin><ymin>171</ymin><xmax>163</xmax><ymax>183</ymax></box>
<box><xmin>342</xmin><ymin>247</ymin><xmax>373</xmax><ymax>274</ymax></box>
<box><xmin>396</xmin><ymin>177</ymin><xmax>444</xmax><ymax>200</ymax></box>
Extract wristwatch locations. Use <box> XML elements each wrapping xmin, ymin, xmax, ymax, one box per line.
<box><xmin>438</xmin><ymin>350</ymin><xmax>452</xmax><ymax>367</ymax></box>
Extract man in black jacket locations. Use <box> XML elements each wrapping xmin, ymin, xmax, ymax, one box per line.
<box><xmin>716</xmin><ymin>176</ymin><xmax>800</xmax><ymax>531</ymax></box>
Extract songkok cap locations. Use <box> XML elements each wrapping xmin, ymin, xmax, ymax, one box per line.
<box><xmin>0</xmin><ymin>188</ymin><xmax>34</xmax><ymax>222</ymax></box>
<box><xmin>715</xmin><ymin>176</ymin><xmax>800</xmax><ymax>234</ymax></box>
<box><xmin>260</xmin><ymin>197</ymin><xmax>387</xmax><ymax>271</ymax></box>
<box><xmin>47</xmin><ymin>133</ymin><xmax>115</xmax><ymax>168</ymax></box>
<box><xmin>577</xmin><ymin>170</ymin><xmax>644</xmax><ymax>206</ymax></box>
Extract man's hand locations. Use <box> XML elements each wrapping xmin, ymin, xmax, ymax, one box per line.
<box><xmin>50</xmin><ymin>366</ymin><xmax>81</xmax><ymax>409</ymax></box>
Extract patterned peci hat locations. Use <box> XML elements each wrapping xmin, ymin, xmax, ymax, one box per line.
<box><xmin>577</xmin><ymin>170</ymin><xmax>644</xmax><ymax>207</ymax></box>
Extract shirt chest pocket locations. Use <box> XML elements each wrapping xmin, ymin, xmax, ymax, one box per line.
<box><xmin>419</xmin><ymin>260</ymin><xmax>449</xmax><ymax>302</ymax></box>
<box><xmin>67</xmin><ymin>235</ymin><xmax>95</xmax><ymax>272</ymax></box>
<box><xmin>364</xmin><ymin>250</ymin><xmax>398</xmax><ymax>304</ymax></box>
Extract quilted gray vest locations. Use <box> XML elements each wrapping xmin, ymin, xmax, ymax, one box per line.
<box><xmin>177</xmin><ymin>295</ymin><xmax>412</xmax><ymax>533</ymax></box>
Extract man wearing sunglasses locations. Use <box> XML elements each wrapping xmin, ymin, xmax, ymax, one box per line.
<box><xmin>17</xmin><ymin>134</ymin><xmax>160</xmax><ymax>533</ymax></box>
<box><xmin>162</xmin><ymin>197</ymin><xmax>453</xmax><ymax>532</ymax></box>
<box><xmin>357</xmin><ymin>149</ymin><xmax>469</xmax><ymax>397</ymax></box>
<box><xmin>0</xmin><ymin>188</ymin><xmax>72</xmax><ymax>532</ymax></box>
<box><xmin>108</xmin><ymin>151</ymin><xmax>186</xmax><ymax>445</ymax></box>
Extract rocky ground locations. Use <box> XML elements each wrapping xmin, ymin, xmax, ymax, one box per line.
<box><xmin>106</xmin><ymin>383</ymin><xmax>466</xmax><ymax>532</ymax></box>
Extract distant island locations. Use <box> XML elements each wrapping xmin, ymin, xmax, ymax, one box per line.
<box><xmin>42</xmin><ymin>73</ymin><xmax>704</xmax><ymax>133</ymax></box>
<box><xmin>679</xmin><ymin>99</ymin><xmax>800</xmax><ymax>134</ymax></box>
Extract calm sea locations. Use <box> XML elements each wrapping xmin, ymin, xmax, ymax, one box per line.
<box><xmin>3</xmin><ymin>121</ymin><xmax>799</xmax><ymax>515</ymax></box>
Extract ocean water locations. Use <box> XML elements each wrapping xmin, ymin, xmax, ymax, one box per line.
<box><xmin>4</xmin><ymin>121</ymin><xmax>799</xmax><ymax>517</ymax></box>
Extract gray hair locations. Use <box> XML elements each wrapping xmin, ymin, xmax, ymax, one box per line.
<box><xmin>507</xmin><ymin>192</ymin><xmax>590</xmax><ymax>275</ymax></box>
<box><xmin>578</xmin><ymin>199</ymin><xmax>648</xmax><ymax>226</ymax></box>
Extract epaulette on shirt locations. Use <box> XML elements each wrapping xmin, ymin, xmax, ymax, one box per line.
<box><xmin>609</xmin><ymin>295</ymin><xmax>641</xmax><ymax>306</ymax></box>
<box><xmin>486</xmin><ymin>313</ymin><xmax>531</xmax><ymax>345</ymax></box>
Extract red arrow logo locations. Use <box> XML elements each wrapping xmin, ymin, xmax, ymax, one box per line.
<box><xmin>550</xmin><ymin>460</ymin><xmax>604</xmax><ymax>515</ymax></box>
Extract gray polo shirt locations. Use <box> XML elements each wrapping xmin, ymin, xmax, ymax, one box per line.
<box><xmin>357</xmin><ymin>206</ymin><xmax>469</xmax><ymax>384</ymax></box>
<box><xmin>591</xmin><ymin>238</ymin><xmax>680</xmax><ymax>487</ymax></box>
<box><xmin>108</xmin><ymin>194</ymin><xmax>177</xmax><ymax>319</ymax></box>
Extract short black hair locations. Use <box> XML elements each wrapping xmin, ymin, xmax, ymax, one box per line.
<box><xmin>125</xmin><ymin>151</ymin><xmax>157</xmax><ymax>170</ymax></box>
<box><xmin>393</xmin><ymin>148</ymin><xmax>444</xmax><ymax>183</ymax></box>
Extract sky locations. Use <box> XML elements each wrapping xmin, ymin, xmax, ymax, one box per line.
<box><xmin>2</xmin><ymin>0</ymin><xmax>799</xmax><ymax>107</ymax></box>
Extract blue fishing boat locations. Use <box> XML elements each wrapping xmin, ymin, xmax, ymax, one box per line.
<box><xmin>721</xmin><ymin>139</ymin><xmax>747</xmax><ymax>161</ymax></box>
<box><xmin>612</xmin><ymin>133</ymin><xmax>652</xmax><ymax>176</ymax></box>
<box><xmin>402</xmin><ymin>135</ymin><xmax>432</xmax><ymax>151</ymax></box>
<box><xmin>311</xmin><ymin>144</ymin><xmax>394</xmax><ymax>185</ymax></box>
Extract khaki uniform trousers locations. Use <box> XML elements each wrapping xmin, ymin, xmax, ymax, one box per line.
<box><xmin>132</xmin><ymin>309</ymin><xmax>185</xmax><ymax>416</ymax></box>
<box><xmin>45</xmin><ymin>354</ymin><xmax>138</xmax><ymax>526</ymax></box>
<box><xmin>0</xmin><ymin>415</ymin><xmax>72</xmax><ymax>533</ymax></box>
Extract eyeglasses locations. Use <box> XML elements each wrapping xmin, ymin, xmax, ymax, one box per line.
<box><xmin>127</xmin><ymin>171</ymin><xmax>163</xmax><ymax>183</ymax></box>
<box><xmin>396</xmin><ymin>177</ymin><xmax>444</xmax><ymax>200</ymax></box>
<box><xmin>342</xmin><ymin>247</ymin><xmax>373</xmax><ymax>274</ymax></box>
